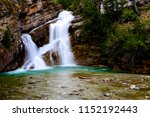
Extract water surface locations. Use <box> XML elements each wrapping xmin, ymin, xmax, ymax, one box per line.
<box><xmin>0</xmin><ymin>66</ymin><xmax>150</xmax><ymax>100</ymax></box>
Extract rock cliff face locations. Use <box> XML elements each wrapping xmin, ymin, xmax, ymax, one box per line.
<box><xmin>0</xmin><ymin>0</ymin><xmax>62</xmax><ymax>72</ymax></box>
<box><xmin>71</xmin><ymin>15</ymin><xmax>102</xmax><ymax>66</ymax></box>
<box><xmin>0</xmin><ymin>0</ymin><xmax>21</xmax><ymax>72</ymax></box>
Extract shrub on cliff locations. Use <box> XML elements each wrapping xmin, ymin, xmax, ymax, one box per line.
<box><xmin>2</xmin><ymin>27</ymin><xmax>13</xmax><ymax>49</ymax></box>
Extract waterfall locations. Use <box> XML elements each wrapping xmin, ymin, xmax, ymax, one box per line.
<box><xmin>21</xmin><ymin>11</ymin><xmax>76</xmax><ymax>70</ymax></box>
<box><xmin>21</xmin><ymin>34</ymin><xmax>47</xmax><ymax>70</ymax></box>
<box><xmin>49</xmin><ymin>11</ymin><xmax>76</xmax><ymax>66</ymax></box>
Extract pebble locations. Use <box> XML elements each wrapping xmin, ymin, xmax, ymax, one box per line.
<box><xmin>79</xmin><ymin>89</ymin><xmax>84</xmax><ymax>92</ymax></box>
<box><xmin>144</xmin><ymin>96</ymin><xmax>150</xmax><ymax>99</ymax></box>
<box><xmin>69</xmin><ymin>92</ymin><xmax>80</xmax><ymax>95</ymax></box>
<box><xmin>27</xmin><ymin>86</ymin><xmax>32</xmax><ymax>89</ymax></box>
<box><xmin>61</xmin><ymin>86</ymin><xmax>68</xmax><ymax>89</ymax></box>
<box><xmin>69</xmin><ymin>89</ymin><xmax>84</xmax><ymax>96</ymax></box>
<box><xmin>78</xmin><ymin>76</ymin><xmax>89</xmax><ymax>79</ymax></box>
<box><xmin>17</xmin><ymin>78</ymin><xmax>21</xmax><ymax>81</ymax></box>
<box><xmin>103</xmin><ymin>92</ymin><xmax>111</xmax><ymax>97</ymax></box>
<box><xmin>103</xmin><ymin>78</ymin><xmax>112</xmax><ymax>82</ymax></box>
<box><xmin>130</xmin><ymin>85</ymin><xmax>140</xmax><ymax>90</ymax></box>
<box><xmin>28</xmin><ymin>81</ymin><xmax>36</xmax><ymax>84</ymax></box>
<box><xmin>8</xmin><ymin>89</ymin><xmax>16</xmax><ymax>93</ymax></box>
<box><xmin>141</xmin><ymin>79</ymin><xmax>144</xmax><ymax>82</ymax></box>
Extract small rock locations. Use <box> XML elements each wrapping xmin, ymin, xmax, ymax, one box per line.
<box><xmin>103</xmin><ymin>92</ymin><xmax>111</xmax><ymax>97</ymax></box>
<box><xmin>78</xmin><ymin>76</ymin><xmax>90</xmax><ymax>79</ymax></box>
<box><xmin>79</xmin><ymin>89</ymin><xmax>84</xmax><ymax>92</ymax></box>
<box><xmin>61</xmin><ymin>86</ymin><xmax>68</xmax><ymax>89</ymax></box>
<box><xmin>130</xmin><ymin>85</ymin><xmax>140</xmax><ymax>90</ymax></box>
<box><xmin>27</xmin><ymin>86</ymin><xmax>32</xmax><ymax>89</ymax></box>
<box><xmin>124</xmin><ymin>88</ymin><xmax>128</xmax><ymax>90</ymax></box>
<box><xmin>69</xmin><ymin>92</ymin><xmax>80</xmax><ymax>95</ymax></box>
<box><xmin>69</xmin><ymin>90</ymin><xmax>80</xmax><ymax>95</ymax></box>
<box><xmin>29</xmin><ymin>77</ymin><xmax>33</xmax><ymax>79</ymax></box>
<box><xmin>8</xmin><ymin>89</ymin><xmax>16</xmax><ymax>93</ymax></box>
<box><xmin>17</xmin><ymin>78</ymin><xmax>21</xmax><ymax>81</ymax></box>
<box><xmin>103</xmin><ymin>78</ymin><xmax>112</xmax><ymax>82</ymax></box>
<box><xmin>28</xmin><ymin>81</ymin><xmax>36</xmax><ymax>84</ymax></box>
<box><xmin>141</xmin><ymin>79</ymin><xmax>144</xmax><ymax>82</ymax></box>
<box><xmin>145</xmin><ymin>85</ymin><xmax>149</xmax><ymax>88</ymax></box>
<box><xmin>144</xmin><ymin>96</ymin><xmax>150</xmax><ymax>99</ymax></box>
<box><xmin>122</xmin><ymin>82</ymin><xmax>128</xmax><ymax>85</ymax></box>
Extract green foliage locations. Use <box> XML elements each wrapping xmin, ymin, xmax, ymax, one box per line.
<box><xmin>104</xmin><ymin>19</ymin><xmax>150</xmax><ymax>63</ymax></box>
<box><xmin>79</xmin><ymin>0</ymin><xmax>103</xmax><ymax>41</ymax></box>
<box><xmin>121</xmin><ymin>9</ymin><xmax>137</xmax><ymax>22</ymax></box>
<box><xmin>2</xmin><ymin>27</ymin><xmax>13</xmax><ymax>49</ymax></box>
<box><xmin>57</xmin><ymin>0</ymin><xmax>71</xmax><ymax>8</ymax></box>
<box><xmin>103</xmin><ymin>0</ymin><xmax>125</xmax><ymax>20</ymax></box>
<box><xmin>79</xmin><ymin>0</ymin><xmax>126</xmax><ymax>42</ymax></box>
<box><xmin>54</xmin><ymin>0</ymin><xmax>81</xmax><ymax>10</ymax></box>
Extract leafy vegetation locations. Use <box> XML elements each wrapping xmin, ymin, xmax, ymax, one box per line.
<box><xmin>121</xmin><ymin>9</ymin><xmax>137</xmax><ymax>22</ymax></box>
<box><xmin>104</xmin><ymin>18</ymin><xmax>150</xmax><ymax>64</ymax></box>
<box><xmin>2</xmin><ymin>27</ymin><xmax>13</xmax><ymax>49</ymax></box>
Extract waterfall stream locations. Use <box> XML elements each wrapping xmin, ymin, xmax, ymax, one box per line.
<box><xmin>21</xmin><ymin>11</ymin><xmax>75</xmax><ymax>70</ymax></box>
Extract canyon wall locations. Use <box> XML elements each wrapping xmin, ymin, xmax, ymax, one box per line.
<box><xmin>0</xmin><ymin>0</ymin><xmax>62</xmax><ymax>72</ymax></box>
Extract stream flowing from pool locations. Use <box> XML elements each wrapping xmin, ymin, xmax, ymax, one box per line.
<box><xmin>0</xmin><ymin>66</ymin><xmax>150</xmax><ymax>100</ymax></box>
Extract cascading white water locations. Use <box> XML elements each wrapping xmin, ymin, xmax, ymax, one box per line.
<box><xmin>21</xmin><ymin>11</ymin><xmax>76</xmax><ymax>70</ymax></box>
<box><xmin>49</xmin><ymin>11</ymin><xmax>76</xmax><ymax>66</ymax></box>
<box><xmin>21</xmin><ymin>34</ymin><xmax>47</xmax><ymax>70</ymax></box>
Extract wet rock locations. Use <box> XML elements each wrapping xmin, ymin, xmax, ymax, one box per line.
<box><xmin>28</xmin><ymin>80</ymin><xmax>41</xmax><ymax>84</ymax></box>
<box><xmin>22</xmin><ymin>87</ymin><xmax>28</xmax><ymax>91</ymax></box>
<box><xmin>141</xmin><ymin>79</ymin><xmax>144</xmax><ymax>82</ymax></box>
<box><xmin>79</xmin><ymin>89</ymin><xmax>84</xmax><ymax>92</ymax></box>
<box><xmin>28</xmin><ymin>81</ymin><xmax>36</xmax><ymax>84</ymax></box>
<box><xmin>40</xmin><ymin>94</ymin><xmax>49</xmax><ymax>100</ymax></box>
<box><xmin>103</xmin><ymin>92</ymin><xmax>111</xmax><ymax>97</ymax></box>
<box><xmin>61</xmin><ymin>86</ymin><xmax>68</xmax><ymax>89</ymax></box>
<box><xmin>8</xmin><ymin>89</ymin><xmax>17</xmax><ymax>93</ymax></box>
<box><xmin>27</xmin><ymin>98</ymin><xmax>32</xmax><ymax>100</ymax></box>
<box><xmin>144</xmin><ymin>96</ymin><xmax>150</xmax><ymax>99</ymax></box>
<box><xmin>120</xmin><ymin>80</ymin><xmax>130</xmax><ymax>85</ymax></box>
<box><xmin>103</xmin><ymin>78</ymin><xmax>112</xmax><ymax>82</ymax></box>
<box><xmin>124</xmin><ymin>88</ymin><xmax>129</xmax><ymax>90</ymax></box>
<box><xmin>122</xmin><ymin>82</ymin><xmax>128</xmax><ymax>85</ymax></box>
<box><xmin>130</xmin><ymin>85</ymin><xmax>140</xmax><ymax>90</ymax></box>
<box><xmin>69</xmin><ymin>92</ymin><xmax>80</xmax><ymax>95</ymax></box>
<box><xmin>69</xmin><ymin>89</ymin><xmax>83</xmax><ymax>96</ymax></box>
<box><xmin>27</xmin><ymin>86</ymin><xmax>32</xmax><ymax>89</ymax></box>
<box><xmin>29</xmin><ymin>77</ymin><xmax>33</xmax><ymax>79</ymax></box>
<box><xmin>78</xmin><ymin>76</ymin><xmax>90</xmax><ymax>79</ymax></box>
<box><xmin>17</xmin><ymin>78</ymin><xmax>21</xmax><ymax>81</ymax></box>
